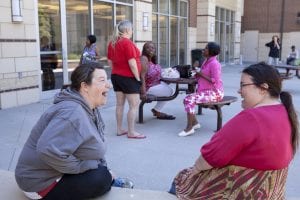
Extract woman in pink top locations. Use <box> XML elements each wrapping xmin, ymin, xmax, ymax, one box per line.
<box><xmin>170</xmin><ymin>62</ymin><xmax>299</xmax><ymax>199</ymax></box>
<box><xmin>178</xmin><ymin>42</ymin><xmax>224</xmax><ymax>137</ymax></box>
<box><xmin>140</xmin><ymin>42</ymin><xmax>175</xmax><ymax>120</ymax></box>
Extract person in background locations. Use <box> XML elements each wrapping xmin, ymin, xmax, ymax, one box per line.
<box><xmin>15</xmin><ymin>63</ymin><xmax>133</xmax><ymax>200</ymax></box>
<box><xmin>286</xmin><ymin>45</ymin><xmax>299</xmax><ymax>65</ymax></box>
<box><xmin>80</xmin><ymin>34</ymin><xmax>100</xmax><ymax>64</ymax></box>
<box><xmin>107</xmin><ymin>20</ymin><xmax>146</xmax><ymax>139</ymax></box>
<box><xmin>140</xmin><ymin>41</ymin><xmax>175</xmax><ymax>120</ymax></box>
<box><xmin>178</xmin><ymin>42</ymin><xmax>224</xmax><ymax>137</ymax></box>
<box><xmin>265</xmin><ymin>35</ymin><xmax>280</xmax><ymax>65</ymax></box>
<box><xmin>170</xmin><ymin>62</ymin><xmax>299</xmax><ymax>199</ymax></box>
<box><xmin>40</xmin><ymin>36</ymin><xmax>57</xmax><ymax>91</ymax></box>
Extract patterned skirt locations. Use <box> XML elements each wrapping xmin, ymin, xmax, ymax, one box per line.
<box><xmin>174</xmin><ymin>165</ymin><xmax>288</xmax><ymax>200</ymax></box>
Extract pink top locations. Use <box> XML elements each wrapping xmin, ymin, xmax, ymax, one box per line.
<box><xmin>201</xmin><ymin>104</ymin><xmax>293</xmax><ymax>170</ymax></box>
<box><xmin>145</xmin><ymin>62</ymin><xmax>161</xmax><ymax>91</ymax></box>
<box><xmin>197</xmin><ymin>56</ymin><xmax>223</xmax><ymax>93</ymax></box>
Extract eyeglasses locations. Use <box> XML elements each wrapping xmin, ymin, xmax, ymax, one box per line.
<box><xmin>240</xmin><ymin>83</ymin><xmax>256</xmax><ymax>89</ymax></box>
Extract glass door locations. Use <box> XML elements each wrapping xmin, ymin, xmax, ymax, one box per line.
<box><xmin>38</xmin><ymin>0</ymin><xmax>63</xmax><ymax>91</ymax></box>
<box><xmin>38</xmin><ymin>0</ymin><xmax>135</xmax><ymax>92</ymax></box>
<box><xmin>65</xmin><ymin>0</ymin><xmax>90</xmax><ymax>71</ymax></box>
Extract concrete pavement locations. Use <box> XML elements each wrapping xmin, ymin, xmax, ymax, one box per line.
<box><xmin>0</xmin><ymin>64</ymin><xmax>299</xmax><ymax>199</ymax></box>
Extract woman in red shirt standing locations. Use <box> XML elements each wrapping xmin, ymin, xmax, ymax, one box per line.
<box><xmin>107</xmin><ymin>20</ymin><xmax>146</xmax><ymax>139</ymax></box>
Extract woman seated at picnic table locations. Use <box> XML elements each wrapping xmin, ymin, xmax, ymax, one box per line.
<box><xmin>140</xmin><ymin>41</ymin><xmax>175</xmax><ymax>120</ymax></box>
<box><xmin>178</xmin><ymin>42</ymin><xmax>224</xmax><ymax>137</ymax></box>
<box><xmin>169</xmin><ymin>62</ymin><xmax>299</xmax><ymax>199</ymax></box>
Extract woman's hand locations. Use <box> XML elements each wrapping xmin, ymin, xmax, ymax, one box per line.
<box><xmin>140</xmin><ymin>93</ymin><xmax>147</xmax><ymax>101</ymax></box>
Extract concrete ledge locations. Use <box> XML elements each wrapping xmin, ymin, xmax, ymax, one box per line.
<box><xmin>0</xmin><ymin>170</ymin><xmax>177</xmax><ymax>200</ymax></box>
<box><xmin>94</xmin><ymin>187</ymin><xmax>177</xmax><ymax>200</ymax></box>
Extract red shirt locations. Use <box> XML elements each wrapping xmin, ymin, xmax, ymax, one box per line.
<box><xmin>201</xmin><ymin>104</ymin><xmax>293</xmax><ymax>170</ymax></box>
<box><xmin>107</xmin><ymin>38</ymin><xmax>141</xmax><ymax>77</ymax></box>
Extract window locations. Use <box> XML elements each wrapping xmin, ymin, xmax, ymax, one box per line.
<box><xmin>215</xmin><ymin>7</ymin><xmax>235</xmax><ymax>63</ymax></box>
<box><xmin>93</xmin><ymin>1</ymin><xmax>133</xmax><ymax>61</ymax></box>
<box><xmin>152</xmin><ymin>0</ymin><xmax>188</xmax><ymax>67</ymax></box>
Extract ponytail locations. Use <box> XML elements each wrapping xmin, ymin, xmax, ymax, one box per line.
<box><xmin>280</xmin><ymin>91</ymin><xmax>299</xmax><ymax>156</ymax></box>
<box><xmin>110</xmin><ymin>20</ymin><xmax>132</xmax><ymax>48</ymax></box>
<box><xmin>111</xmin><ymin>23</ymin><xmax>120</xmax><ymax>48</ymax></box>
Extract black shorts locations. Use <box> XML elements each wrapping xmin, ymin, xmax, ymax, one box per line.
<box><xmin>111</xmin><ymin>74</ymin><xmax>141</xmax><ymax>94</ymax></box>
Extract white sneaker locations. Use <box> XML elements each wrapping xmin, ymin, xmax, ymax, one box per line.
<box><xmin>178</xmin><ymin>128</ymin><xmax>195</xmax><ymax>137</ymax></box>
<box><xmin>193</xmin><ymin>123</ymin><xmax>201</xmax><ymax>130</ymax></box>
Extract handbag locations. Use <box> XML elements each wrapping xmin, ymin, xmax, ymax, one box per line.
<box><xmin>173</xmin><ymin>65</ymin><xmax>191</xmax><ymax>78</ymax></box>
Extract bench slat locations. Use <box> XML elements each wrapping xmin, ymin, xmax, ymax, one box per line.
<box><xmin>197</xmin><ymin>96</ymin><xmax>238</xmax><ymax>131</ymax></box>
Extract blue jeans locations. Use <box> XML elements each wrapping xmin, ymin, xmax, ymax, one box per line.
<box><xmin>42</xmin><ymin>165</ymin><xmax>112</xmax><ymax>200</ymax></box>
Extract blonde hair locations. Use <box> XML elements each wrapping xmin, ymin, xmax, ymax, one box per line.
<box><xmin>111</xmin><ymin>20</ymin><xmax>133</xmax><ymax>48</ymax></box>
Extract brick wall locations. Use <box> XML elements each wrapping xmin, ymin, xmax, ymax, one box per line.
<box><xmin>0</xmin><ymin>0</ymin><xmax>40</xmax><ymax>109</ymax></box>
<box><xmin>242</xmin><ymin>0</ymin><xmax>300</xmax><ymax>33</ymax></box>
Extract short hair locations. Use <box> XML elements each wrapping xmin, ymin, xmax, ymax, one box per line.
<box><xmin>291</xmin><ymin>45</ymin><xmax>296</xmax><ymax>49</ymax></box>
<box><xmin>87</xmin><ymin>35</ymin><xmax>97</xmax><ymax>44</ymax></box>
<box><xmin>206</xmin><ymin>42</ymin><xmax>221</xmax><ymax>56</ymax></box>
<box><xmin>71</xmin><ymin>62</ymin><xmax>104</xmax><ymax>91</ymax></box>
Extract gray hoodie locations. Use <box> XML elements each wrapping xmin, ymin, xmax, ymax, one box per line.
<box><xmin>15</xmin><ymin>88</ymin><xmax>107</xmax><ymax>192</ymax></box>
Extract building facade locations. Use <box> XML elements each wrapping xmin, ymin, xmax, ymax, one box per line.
<box><xmin>0</xmin><ymin>0</ymin><xmax>243</xmax><ymax>109</ymax></box>
<box><xmin>241</xmin><ymin>0</ymin><xmax>300</xmax><ymax>63</ymax></box>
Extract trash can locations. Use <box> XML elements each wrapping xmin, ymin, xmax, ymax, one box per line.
<box><xmin>191</xmin><ymin>49</ymin><xmax>205</xmax><ymax>68</ymax></box>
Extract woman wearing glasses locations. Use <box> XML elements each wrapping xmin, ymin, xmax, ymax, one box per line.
<box><xmin>170</xmin><ymin>62</ymin><xmax>299</xmax><ymax>199</ymax></box>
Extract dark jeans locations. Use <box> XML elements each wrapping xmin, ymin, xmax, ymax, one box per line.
<box><xmin>42</xmin><ymin>165</ymin><xmax>112</xmax><ymax>200</ymax></box>
<box><xmin>287</xmin><ymin>57</ymin><xmax>296</xmax><ymax>65</ymax></box>
<box><xmin>168</xmin><ymin>181</ymin><xmax>176</xmax><ymax>195</ymax></box>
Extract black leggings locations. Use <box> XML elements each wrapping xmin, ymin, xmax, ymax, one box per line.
<box><xmin>42</xmin><ymin>165</ymin><xmax>112</xmax><ymax>200</ymax></box>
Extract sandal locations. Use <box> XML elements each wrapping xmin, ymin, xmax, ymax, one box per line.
<box><xmin>151</xmin><ymin>109</ymin><xmax>175</xmax><ymax>120</ymax></box>
<box><xmin>156</xmin><ymin>113</ymin><xmax>176</xmax><ymax>120</ymax></box>
<box><xmin>127</xmin><ymin>134</ymin><xmax>146</xmax><ymax>139</ymax></box>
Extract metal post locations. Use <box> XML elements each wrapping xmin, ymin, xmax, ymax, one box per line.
<box><xmin>279</xmin><ymin>0</ymin><xmax>286</xmax><ymax>61</ymax></box>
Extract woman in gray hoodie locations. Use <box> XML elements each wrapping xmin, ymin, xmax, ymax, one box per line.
<box><xmin>15</xmin><ymin>63</ymin><xmax>115</xmax><ymax>199</ymax></box>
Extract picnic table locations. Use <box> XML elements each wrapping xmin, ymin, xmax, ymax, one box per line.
<box><xmin>273</xmin><ymin>64</ymin><xmax>300</xmax><ymax>79</ymax></box>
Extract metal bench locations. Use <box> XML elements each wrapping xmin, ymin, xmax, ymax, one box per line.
<box><xmin>197</xmin><ymin>96</ymin><xmax>238</xmax><ymax>131</ymax></box>
<box><xmin>138</xmin><ymin>78</ymin><xmax>198</xmax><ymax>123</ymax></box>
<box><xmin>279</xmin><ymin>72</ymin><xmax>293</xmax><ymax>80</ymax></box>
<box><xmin>138</xmin><ymin>84</ymin><xmax>179</xmax><ymax>123</ymax></box>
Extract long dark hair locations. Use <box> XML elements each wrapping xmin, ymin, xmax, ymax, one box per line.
<box><xmin>243</xmin><ymin>62</ymin><xmax>299</xmax><ymax>156</ymax></box>
<box><xmin>142</xmin><ymin>42</ymin><xmax>157</xmax><ymax>64</ymax></box>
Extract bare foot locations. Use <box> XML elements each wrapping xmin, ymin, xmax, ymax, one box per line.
<box><xmin>127</xmin><ymin>132</ymin><xmax>146</xmax><ymax>139</ymax></box>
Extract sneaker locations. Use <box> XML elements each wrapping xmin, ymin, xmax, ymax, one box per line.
<box><xmin>112</xmin><ymin>178</ymin><xmax>134</xmax><ymax>189</ymax></box>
